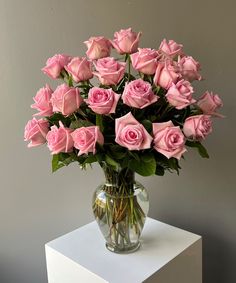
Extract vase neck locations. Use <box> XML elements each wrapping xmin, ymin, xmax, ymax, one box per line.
<box><xmin>101</xmin><ymin>163</ymin><xmax>135</xmax><ymax>194</ymax></box>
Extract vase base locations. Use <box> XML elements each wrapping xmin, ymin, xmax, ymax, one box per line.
<box><xmin>105</xmin><ymin>241</ymin><xmax>141</xmax><ymax>254</ymax></box>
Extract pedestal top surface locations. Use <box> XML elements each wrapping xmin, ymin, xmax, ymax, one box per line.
<box><xmin>46</xmin><ymin>218</ymin><xmax>201</xmax><ymax>283</ymax></box>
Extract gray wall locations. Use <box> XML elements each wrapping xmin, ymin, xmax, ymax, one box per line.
<box><xmin>0</xmin><ymin>0</ymin><xmax>235</xmax><ymax>282</ymax></box>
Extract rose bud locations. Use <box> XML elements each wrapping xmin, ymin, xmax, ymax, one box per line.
<box><xmin>31</xmin><ymin>84</ymin><xmax>53</xmax><ymax>117</ymax></box>
<box><xmin>65</xmin><ymin>57</ymin><xmax>93</xmax><ymax>83</ymax></box>
<box><xmin>84</xmin><ymin>36</ymin><xmax>111</xmax><ymax>60</ymax></box>
<box><xmin>158</xmin><ymin>39</ymin><xmax>183</xmax><ymax>58</ymax></box>
<box><xmin>41</xmin><ymin>54</ymin><xmax>71</xmax><ymax>79</ymax></box>
<box><xmin>131</xmin><ymin>48</ymin><xmax>159</xmax><ymax>75</ymax></box>
<box><xmin>111</xmin><ymin>28</ymin><xmax>141</xmax><ymax>54</ymax></box>
<box><xmin>94</xmin><ymin>57</ymin><xmax>126</xmax><ymax>85</ymax></box>
<box><xmin>166</xmin><ymin>79</ymin><xmax>196</xmax><ymax>109</ymax></box>
<box><xmin>197</xmin><ymin>91</ymin><xmax>223</xmax><ymax>116</ymax></box>
<box><xmin>71</xmin><ymin>126</ymin><xmax>104</xmax><ymax>156</ymax></box>
<box><xmin>183</xmin><ymin>115</ymin><xmax>212</xmax><ymax>140</ymax></box>
<box><xmin>178</xmin><ymin>56</ymin><xmax>201</xmax><ymax>82</ymax></box>
<box><xmin>154</xmin><ymin>60</ymin><xmax>180</xmax><ymax>89</ymax></box>
<box><xmin>51</xmin><ymin>84</ymin><xmax>83</xmax><ymax>116</ymax></box>
<box><xmin>24</xmin><ymin>118</ymin><xmax>49</xmax><ymax>148</ymax></box>
<box><xmin>46</xmin><ymin>121</ymin><xmax>74</xmax><ymax>154</ymax></box>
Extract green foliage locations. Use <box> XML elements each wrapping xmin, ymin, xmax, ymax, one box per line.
<box><xmin>185</xmin><ymin>140</ymin><xmax>209</xmax><ymax>158</ymax></box>
<box><xmin>153</xmin><ymin>151</ymin><xmax>181</xmax><ymax>175</ymax></box>
<box><xmin>46</xmin><ymin>113</ymin><xmax>71</xmax><ymax>127</ymax></box>
<box><xmin>52</xmin><ymin>152</ymin><xmax>78</xmax><ymax>172</ymax></box>
<box><xmin>108</xmin><ymin>145</ymin><xmax>127</xmax><ymax>160</ymax></box>
<box><xmin>168</xmin><ymin>158</ymin><xmax>181</xmax><ymax>174</ymax></box>
<box><xmin>141</xmin><ymin>119</ymin><xmax>153</xmax><ymax>134</ymax></box>
<box><xmin>70</xmin><ymin>119</ymin><xmax>93</xmax><ymax>129</ymax></box>
<box><xmin>96</xmin><ymin>114</ymin><xmax>104</xmax><ymax>132</ymax></box>
<box><xmin>105</xmin><ymin>155</ymin><xmax>119</xmax><ymax>171</ymax></box>
<box><xmin>128</xmin><ymin>152</ymin><xmax>156</xmax><ymax>176</ymax></box>
<box><xmin>79</xmin><ymin>154</ymin><xmax>98</xmax><ymax>169</ymax></box>
<box><xmin>155</xmin><ymin>165</ymin><xmax>165</xmax><ymax>176</ymax></box>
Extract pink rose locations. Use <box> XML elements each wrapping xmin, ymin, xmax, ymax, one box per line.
<box><xmin>130</xmin><ymin>48</ymin><xmax>159</xmax><ymax>75</ymax></box>
<box><xmin>122</xmin><ymin>79</ymin><xmax>159</xmax><ymax>109</ymax></box>
<box><xmin>178</xmin><ymin>56</ymin><xmax>201</xmax><ymax>82</ymax></box>
<box><xmin>42</xmin><ymin>54</ymin><xmax>71</xmax><ymax>79</ymax></box>
<box><xmin>65</xmin><ymin>57</ymin><xmax>93</xmax><ymax>83</ymax></box>
<box><xmin>115</xmin><ymin>112</ymin><xmax>152</xmax><ymax>150</ymax></box>
<box><xmin>153</xmin><ymin>121</ymin><xmax>186</xmax><ymax>160</ymax></box>
<box><xmin>85</xmin><ymin>87</ymin><xmax>120</xmax><ymax>114</ymax></box>
<box><xmin>159</xmin><ymin>39</ymin><xmax>183</xmax><ymax>58</ymax></box>
<box><xmin>166</xmin><ymin>79</ymin><xmax>196</xmax><ymax>109</ymax></box>
<box><xmin>46</xmin><ymin>122</ymin><xmax>74</xmax><ymax>154</ymax></box>
<box><xmin>111</xmin><ymin>28</ymin><xmax>141</xmax><ymax>54</ymax></box>
<box><xmin>24</xmin><ymin>118</ymin><xmax>49</xmax><ymax>148</ymax></box>
<box><xmin>183</xmin><ymin>115</ymin><xmax>212</xmax><ymax>140</ymax></box>
<box><xmin>154</xmin><ymin>61</ymin><xmax>180</xmax><ymax>89</ymax></box>
<box><xmin>71</xmin><ymin>126</ymin><xmax>104</xmax><ymax>156</ymax></box>
<box><xmin>51</xmin><ymin>84</ymin><xmax>83</xmax><ymax>116</ymax></box>
<box><xmin>94</xmin><ymin>57</ymin><xmax>126</xmax><ymax>85</ymax></box>
<box><xmin>84</xmin><ymin>36</ymin><xmax>111</xmax><ymax>60</ymax></box>
<box><xmin>197</xmin><ymin>91</ymin><xmax>223</xmax><ymax>116</ymax></box>
<box><xmin>31</xmin><ymin>84</ymin><xmax>53</xmax><ymax>117</ymax></box>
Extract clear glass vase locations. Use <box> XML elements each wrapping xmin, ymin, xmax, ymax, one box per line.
<box><xmin>92</xmin><ymin>164</ymin><xmax>149</xmax><ymax>253</ymax></box>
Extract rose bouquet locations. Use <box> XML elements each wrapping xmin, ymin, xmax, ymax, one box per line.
<box><xmin>24</xmin><ymin>28</ymin><xmax>223</xmax><ymax>253</ymax></box>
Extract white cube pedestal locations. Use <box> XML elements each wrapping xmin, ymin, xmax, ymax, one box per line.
<box><xmin>45</xmin><ymin>218</ymin><xmax>202</xmax><ymax>283</ymax></box>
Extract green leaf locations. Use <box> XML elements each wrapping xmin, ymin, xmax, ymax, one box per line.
<box><xmin>159</xmin><ymin>88</ymin><xmax>167</xmax><ymax>96</ymax></box>
<box><xmin>46</xmin><ymin>113</ymin><xmax>70</xmax><ymax>127</ymax></box>
<box><xmin>121</xmin><ymin>155</ymin><xmax>130</xmax><ymax>168</ymax></box>
<box><xmin>155</xmin><ymin>165</ymin><xmax>165</xmax><ymax>176</ymax></box>
<box><xmin>128</xmin><ymin>153</ymin><xmax>156</xmax><ymax>176</ymax></box>
<box><xmin>52</xmin><ymin>154</ymin><xmax>65</xmax><ymax>172</ymax></box>
<box><xmin>68</xmin><ymin>75</ymin><xmax>73</xmax><ymax>87</ymax></box>
<box><xmin>83</xmin><ymin>154</ymin><xmax>97</xmax><ymax>164</ymax></box>
<box><xmin>124</xmin><ymin>72</ymin><xmax>136</xmax><ymax>81</ymax></box>
<box><xmin>79</xmin><ymin>154</ymin><xmax>98</xmax><ymax>169</ymax></box>
<box><xmin>61</xmin><ymin>69</ymin><xmax>74</xmax><ymax>87</ymax></box>
<box><xmin>70</xmin><ymin>120</ymin><xmax>81</xmax><ymax>129</ymax></box>
<box><xmin>189</xmin><ymin>104</ymin><xmax>203</xmax><ymax>116</ymax></box>
<box><xmin>154</xmin><ymin>151</ymin><xmax>169</xmax><ymax>168</ymax></box>
<box><xmin>96</xmin><ymin>114</ymin><xmax>104</xmax><ymax>132</ymax></box>
<box><xmin>141</xmin><ymin>152</ymin><xmax>155</xmax><ymax>163</ymax></box>
<box><xmin>152</xmin><ymin>85</ymin><xmax>160</xmax><ymax>95</ymax></box>
<box><xmin>52</xmin><ymin>152</ymin><xmax>78</xmax><ymax>173</ymax></box>
<box><xmin>141</xmin><ymin>120</ymin><xmax>153</xmax><ymax>134</ymax></box>
<box><xmin>60</xmin><ymin>69</ymin><xmax>67</xmax><ymax>79</ymax></box>
<box><xmin>99</xmin><ymin>84</ymin><xmax>110</xmax><ymax>89</ymax></box>
<box><xmin>109</xmin><ymin>145</ymin><xmax>127</xmax><ymax>159</ymax></box>
<box><xmin>105</xmin><ymin>155</ymin><xmax>119</xmax><ymax>170</ymax></box>
<box><xmin>116</xmin><ymin>77</ymin><xmax>126</xmax><ymax>92</ymax></box>
<box><xmin>96</xmin><ymin>153</ymin><xmax>105</xmax><ymax>163</ymax></box>
<box><xmin>70</xmin><ymin>119</ymin><xmax>93</xmax><ymax>129</ymax></box>
<box><xmin>168</xmin><ymin>158</ymin><xmax>181</xmax><ymax>175</ymax></box>
<box><xmin>128</xmin><ymin>151</ymin><xmax>140</xmax><ymax>161</ymax></box>
<box><xmin>186</xmin><ymin>140</ymin><xmax>209</xmax><ymax>158</ymax></box>
<box><xmin>173</xmin><ymin>107</ymin><xmax>191</xmax><ymax>124</ymax></box>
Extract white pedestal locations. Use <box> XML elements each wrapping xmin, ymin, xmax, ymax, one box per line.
<box><xmin>45</xmin><ymin>218</ymin><xmax>202</xmax><ymax>283</ymax></box>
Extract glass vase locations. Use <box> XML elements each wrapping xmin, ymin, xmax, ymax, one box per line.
<box><xmin>92</xmin><ymin>164</ymin><xmax>149</xmax><ymax>253</ymax></box>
